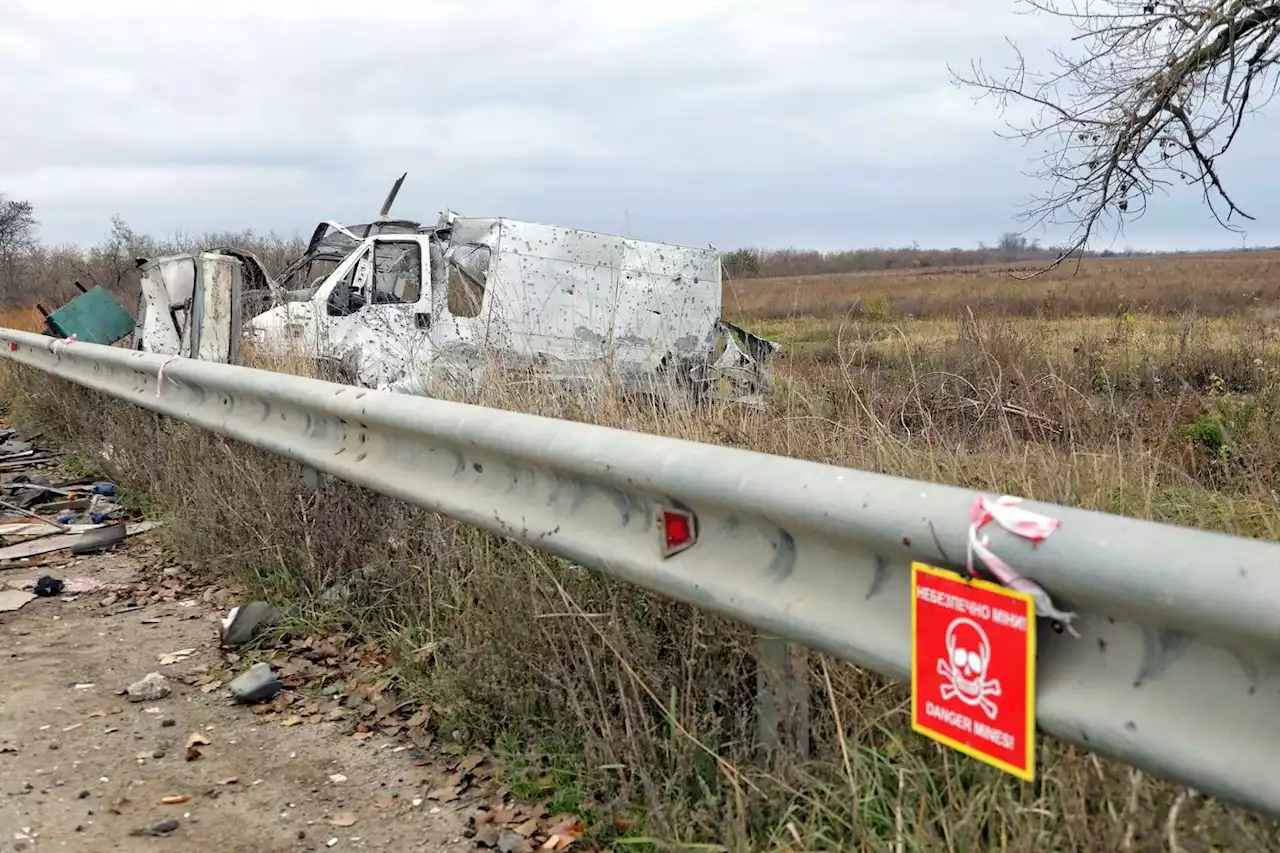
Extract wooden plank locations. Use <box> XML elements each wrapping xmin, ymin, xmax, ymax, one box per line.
<box><xmin>1</xmin><ymin>521</ymin><xmax>105</xmax><ymax>537</ymax></box>
<box><xmin>0</xmin><ymin>457</ymin><xmax>57</xmax><ymax>471</ymax></box>
<box><xmin>0</xmin><ymin>521</ymin><xmax>156</xmax><ymax>564</ymax></box>
<box><xmin>38</xmin><ymin>498</ymin><xmax>92</xmax><ymax>513</ymax></box>
<box><xmin>0</xmin><ymin>483</ymin><xmax>78</xmax><ymax>497</ymax></box>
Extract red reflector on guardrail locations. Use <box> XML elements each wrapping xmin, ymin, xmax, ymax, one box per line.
<box><xmin>660</xmin><ymin>508</ymin><xmax>696</xmax><ymax>557</ymax></box>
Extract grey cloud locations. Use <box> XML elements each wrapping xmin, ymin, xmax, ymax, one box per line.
<box><xmin>1</xmin><ymin>0</ymin><xmax>1277</xmax><ymax>251</ymax></box>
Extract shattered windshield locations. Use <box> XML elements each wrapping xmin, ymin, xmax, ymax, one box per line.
<box><xmin>273</xmin><ymin>220</ymin><xmax>432</xmax><ymax>302</ymax></box>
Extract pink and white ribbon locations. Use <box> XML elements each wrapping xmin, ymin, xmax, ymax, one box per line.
<box><xmin>967</xmin><ymin>494</ymin><xmax>1079</xmax><ymax>636</ymax></box>
<box><xmin>156</xmin><ymin>355</ymin><xmax>180</xmax><ymax>396</ymax></box>
<box><xmin>47</xmin><ymin>334</ymin><xmax>76</xmax><ymax>358</ymax></box>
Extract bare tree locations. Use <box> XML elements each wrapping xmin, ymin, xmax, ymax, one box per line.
<box><xmin>0</xmin><ymin>194</ymin><xmax>39</xmax><ymax>304</ymax></box>
<box><xmin>953</xmin><ymin>1</ymin><xmax>1280</xmax><ymax>273</ymax></box>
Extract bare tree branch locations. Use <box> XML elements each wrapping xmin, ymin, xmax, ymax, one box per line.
<box><xmin>952</xmin><ymin>1</ymin><xmax>1280</xmax><ymax>275</ymax></box>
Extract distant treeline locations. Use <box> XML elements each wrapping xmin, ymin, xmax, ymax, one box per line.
<box><xmin>721</xmin><ymin>233</ymin><xmax>1280</xmax><ymax>279</ymax></box>
<box><xmin>3</xmin><ymin>192</ymin><xmax>1277</xmax><ymax>310</ymax></box>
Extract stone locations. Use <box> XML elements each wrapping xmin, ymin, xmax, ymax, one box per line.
<box><xmin>126</xmin><ymin>673</ymin><xmax>171</xmax><ymax>703</ymax></box>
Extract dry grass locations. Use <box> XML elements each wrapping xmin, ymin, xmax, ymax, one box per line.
<box><xmin>4</xmin><ymin>249</ymin><xmax>1280</xmax><ymax>851</ymax></box>
<box><xmin>727</xmin><ymin>251</ymin><xmax>1280</xmax><ymax>321</ymax></box>
<box><xmin>0</xmin><ymin>306</ymin><xmax>44</xmax><ymax>332</ymax></box>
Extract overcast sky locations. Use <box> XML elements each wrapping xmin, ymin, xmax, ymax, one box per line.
<box><xmin>2</xmin><ymin>0</ymin><xmax>1277</xmax><ymax>252</ymax></box>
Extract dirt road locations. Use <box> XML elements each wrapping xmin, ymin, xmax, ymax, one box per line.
<box><xmin>0</xmin><ymin>547</ymin><xmax>469</xmax><ymax>852</ymax></box>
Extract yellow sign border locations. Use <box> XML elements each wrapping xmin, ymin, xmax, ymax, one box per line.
<box><xmin>910</xmin><ymin>560</ymin><xmax>1037</xmax><ymax>782</ymax></box>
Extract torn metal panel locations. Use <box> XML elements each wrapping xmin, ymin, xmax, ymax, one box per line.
<box><xmin>206</xmin><ymin>245</ymin><xmax>281</xmax><ymax>314</ymax></box>
<box><xmin>135</xmin><ymin>254</ymin><xmax>194</xmax><ymax>355</ymax></box>
<box><xmin>191</xmin><ymin>254</ymin><xmax>239</xmax><ymax>363</ymax></box>
<box><xmin>133</xmin><ymin>248</ymin><xmax>267</xmax><ymax>363</ymax></box>
<box><xmin>696</xmin><ymin>320</ymin><xmax>782</xmax><ymax>406</ymax></box>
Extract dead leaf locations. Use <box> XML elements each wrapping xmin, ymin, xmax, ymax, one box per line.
<box><xmin>218</xmin><ymin>777</ymin><xmax>239</xmax><ymax>786</ymax></box>
<box><xmin>426</xmin><ymin>785</ymin><xmax>462</xmax><ymax>802</ymax></box>
<box><xmin>351</xmin><ymin>731</ymin><xmax>375</xmax><ymax>741</ymax></box>
<box><xmin>611</xmin><ymin>814</ymin><xmax>635</xmax><ymax>831</ymax></box>
<box><xmin>186</xmin><ymin>733</ymin><xmax>210</xmax><ymax>748</ymax></box>
<box><xmin>281</xmin><ymin>716</ymin><xmax>303</xmax><ymax>727</ymax></box>
<box><xmin>158</xmin><ymin>648</ymin><xmax>197</xmax><ymax>666</ymax></box>
<box><xmin>328</xmin><ymin>812</ymin><xmax>357</xmax><ymax>828</ymax></box>
<box><xmin>374</xmin><ymin>795</ymin><xmax>395</xmax><ymax>810</ymax></box>
<box><xmin>514</xmin><ymin>819</ymin><xmax>539</xmax><ymax>837</ymax></box>
<box><xmin>161</xmin><ymin>795</ymin><xmax>189</xmax><ymax>805</ymax></box>
<box><xmin>544</xmin><ymin>815</ymin><xmax>583</xmax><ymax>831</ymax></box>
<box><xmin>540</xmin><ymin>816</ymin><xmax>585</xmax><ymax>850</ymax></box>
<box><xmin>86</xmin><ymin>710</ymin><xmax>106</xmax><ymax>718</ymax></box>
<box><xmin>199</xmin><ymin>680</ymin><xmax>223</xmax><ymax>694</ymax></box>
<box><xmin>456</xmin><ymin>753</ymin><xmax>486</xmax><ymax>774</ymax></box>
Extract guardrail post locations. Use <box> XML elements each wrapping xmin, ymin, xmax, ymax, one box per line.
<box><xmin>754</xmin><ymin>634</ymin><xmax>811</xmax><ymax>768</ymax></box>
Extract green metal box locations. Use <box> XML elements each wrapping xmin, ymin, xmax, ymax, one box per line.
<box><xmin>42</xmin><ymin>285</ymin><xmax>135</xmax><ymax>345</ymax></box>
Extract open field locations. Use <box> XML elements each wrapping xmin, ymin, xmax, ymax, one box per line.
<box><xmin>726</xmin><ymin>251</ymin><xmax>1280</xmax><ymax>321</ymax></box>
<box><xmin>4</xmin><ymin>249</ymin><xmax>1280</xmax><ymax>850</ymax></box>
<box><xmin>724</xmin><ymin>253</ymin><xmax>1280</xmax><ymax>536</ymax></box>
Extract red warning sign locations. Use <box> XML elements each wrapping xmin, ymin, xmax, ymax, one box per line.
<box><xmin>911</xmin><ymin>561</ymin><xmax>1036</xmax><ymax>780</ymax></box>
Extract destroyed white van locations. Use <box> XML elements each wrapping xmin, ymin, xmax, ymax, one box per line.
<box><xmin>133</xmin><ymin>196</ymin><xmax>778</xmax><ymax>403</ymax></box>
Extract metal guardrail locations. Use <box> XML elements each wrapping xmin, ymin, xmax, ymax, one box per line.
<box><xmin>4</xmin><ymin>328</ymin><xmax>1280</xmax><ymax>819</ymax></box>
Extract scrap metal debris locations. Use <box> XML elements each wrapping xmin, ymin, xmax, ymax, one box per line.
<box><xmin>220</xmin><ymin>600</ymin><xmax>278</xmax><ymax>647</ymax></box>
<box><xmin>70</xmin><ymin>522</ymin><xmax>128</xmax><ymax>555</ymax></box>
<box><xmin>228</xmin><ymin>662</ymin><xmax>284</xmax><ymax>704</ymax></box>
<box><xmin>33</xmin><ymin>575</ymin><xmax>63</xmax><ymax>597</ymax></box>
<box><xmin>0</xmin><ymin>426</ymin><xmax>164</xmax><ymax>574</ymax></box>
<box><xmin>37</xmin><ymin>282</ymin><xmax>136</xmax><ymax>346</ymax></box>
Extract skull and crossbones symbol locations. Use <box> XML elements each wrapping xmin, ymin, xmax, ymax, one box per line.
<box><xmin>937</xmin><ymin>617</ymin><xmax>1001</xmax><ymax>719</ymax></box>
